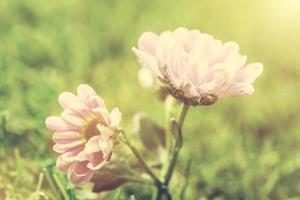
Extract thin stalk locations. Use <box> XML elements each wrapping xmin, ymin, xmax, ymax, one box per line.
<box><xmin>36</xmin><ymin>173</ymin><xmax>44</xmax><ymax>193</ymax></box>
<box><xmin>178</xmin><ymin>103</ymin><xmax>190</xmax><ymax>128</ymax></box>
<box><xmin>43</xmin><ymin>166</ymin><xmax>60</xmax><ymax>200</ymax></box>
<box><xmin>121</xmin><ymin>132</ymin><xmax>162</xmax><ymax>187</ymax></box>
<box><xmin>52</xmin><ymin>173</ymin><xmax>69</xmax><ymax>200</ymax></box>
<box><xmin>163</xmin><ymin>103</ymin><xmax>189</xmax><ymax>186</ymax></box>
<box><xmin>180</xmin><ymin>158</ymin><xmax>192</xmax><ymax>200</ymax></box>
<box><xmin>155</xmin><ymin>186</ymin><xmax>172</xmax><ymax>200</ymax></box>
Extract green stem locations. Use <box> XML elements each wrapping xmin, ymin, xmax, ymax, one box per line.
<box><xmin>53</xmin><ymin>173</ymin><xmax>70</xmax><ymax>200</ymax></box>
<box><xmin>180</xmin><ymin>158</ymin><xmax>192</xmax><ymax>200</ymax></box>
<box><xmin>43</xmin><ymin>166</ymin><xmax>61</xmax><ymax>200</ymax></box>
<box><xmin>121</xmin><ymin>132</ymin><xmax>162</xmax><ymax>187</ymax></box>
<box><xmin>155</xmin><ymin>186</ymin><xmax>172</xmax><ymax>200</ymax></box>
<box><xmin>163</xmin><ymin>103</ymin><xmax>189</xmax><ymax>186</ymax></box>
<box><xmin>178</xmin><ymin>103</ymin><xmax>190</xmax><ymax>128</ymax></box>
<box><xmin>36</xmin><ymin>173</ymin><xmax>44</xmax><ymax>193</ymax></box>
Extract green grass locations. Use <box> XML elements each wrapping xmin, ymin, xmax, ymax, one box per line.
<box><xmin>1</xmin><ymin>0</ymin><xmax>300</xmax><ymax>199</ymax></box>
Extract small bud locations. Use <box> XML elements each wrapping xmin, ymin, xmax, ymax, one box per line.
<box><xmin>170</xmin><ymin>118</ymin><xmax>180</xmax><ymax>138</ymax></box>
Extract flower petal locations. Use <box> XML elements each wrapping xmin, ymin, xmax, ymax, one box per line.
<box><xmin>225</xmin><ymin>83</ymin><xmax>255</xmax><ymax>97</ymax></box>
<box><xmin>99</xmin><ymin>139</ymin><xmax>114</xmax><ymax>160</ymax></box>
<box><xmin>52</xmin><ymin>131</ymin><xmax>82</xmax><ymax>143</ymax></box>
<box><xmin>61</xmin><ymin>110</ymin><xmax>84</xmax><ymax>127</ymax></box>
<box><xmin>45</xmin><ymin>116</ymin><xmax>79</xmax><ymax>132</ymax></box>
<box><xmin>92</xmin><ymin>107</ymin><xmax>110</xmax><ymax>125</ymax></box>
<box><xmin>235</xmin><ymin>63</ymin><xmax>263</xmax><ymax>83</ymax></box>
<box><xmin>84</xmin><ymin>136</ymin><xmax>101</xmax><ymax>154</ymax></box>
<box><xmin>77</xmin><ymin>84</ymin><xmax>97</xmax><ymax>104</ymax></box>
<box><xmin>87</xmin><ymin>96</ymin><xmax>105</xmax><ymax>108</ymax></box>
<box><xmin>68</xmin><ymin>171</ymin><xmax>94</xmax><ymax>186</ymax></box>
<box><xmin>87</xmin><ymin>152</ymin><xmax>107</xmax><ymax>170</ymax></box>
<box><xmin>132</xmin><ymin>47</ymin><xmax>162</xmax><ymax>77</ymax></box>
<box><xmin>53</xmin><ymin>139</ymin><xmax>85</xmax><ymax>153</ymax></box>
<box><xmin>56</xmin><ymin>148</ymin><xmax>82</xmax><ymax>172</ymax></box>
<box><xmin>56</xmin><ymin>155</ymin><xmax>72</xmax><ymax>172</ymax></box>
<box><xmin>138</xmin><ymin>32</ymin><xmax>159</xmax><ymax>55</ymax></box>
<box><xmin>110</xmin><ymin>108</ymin><xmax>121</xmax><ymax>128</ymax></box>
<box><xmin>58</xmin><ymin>92</ymin><xmax>79</xmax><ymax>109</ymax></box>
<box><xmin>67</xmin><ymin>161</ymin><xmax>94</xmax><ymax>186</ymax></box>
<box><xmin>97</xmin><ymin>124</ymin><xmax>114</xmax><ymax>140</ymax></box>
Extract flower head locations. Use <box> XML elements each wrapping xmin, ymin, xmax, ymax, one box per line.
<box><xmin>133</xmin><ymin>27</ymin><xmax>263</xmax><ymax>106</ymax></box>
<box><xmin>45</xmin><ymin>84</ymin><xmax>121</xmax><ymax>186</ymax></box>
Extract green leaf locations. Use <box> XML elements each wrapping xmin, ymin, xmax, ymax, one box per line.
<box><xmin>92</xmin><ymin>162</ymin><xmax>138</xmax><ymax>193</ymax></box>
<box><xmin>133</xmin><ymin>113</ymin><xmax>166</xmax><ymax>151</ymax></box>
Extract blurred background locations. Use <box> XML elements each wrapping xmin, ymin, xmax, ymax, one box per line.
<box><xmin>0</xmin><ymin>0</ymin><xmax>300</xmax><ymax>199</ymax></box>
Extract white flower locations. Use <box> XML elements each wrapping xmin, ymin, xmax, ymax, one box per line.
<box><xmin>133</xmin><ymin>27</ymin><xmax>263</xmax><ymax>105</ymax></box>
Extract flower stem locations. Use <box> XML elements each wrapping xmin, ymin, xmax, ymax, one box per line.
<box><xmin>155</xmin><ymin>186</ymin><xmax>172</xmax><ymax>200</ymax></box>
<box><xmin>121</xmin><ymin>132</ymin><xmax>162</xmax><ymax>187</ymax></box>
<box><xmin>163</xmin><ymin>103</ymin><xmax>189</xmax><ymax>186</ymax></box>
<box><xmin>180</xmin><ymin>157</ymin><xmax>192</xmax><ymax>200</ymax></box>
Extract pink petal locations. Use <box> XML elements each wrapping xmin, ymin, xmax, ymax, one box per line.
<box><xmin>67</xmin><ymin>161</ymin><xmax>94</xmax><ymax>186</ymax></box>
<box><xmin>235</xmin><ymin>63</ymin><xmax>263</xmax><ymax>83</ymax></box>
<box><xmin>71</xmin><ymin>161</ymin><xmax>92</xmax><ymax>176</ymax></box>
<box><xmin>92</xmin><ymin>107</ymin><xmax>110</xmax><ymax>125</ymax></box>
<box><xmin>173</xmin><ymin>27</ymin><xmax>194</xmax><ymax>51</ymax></box>
<box><xmin>84</xmin><ymin>136</ymin><xmax>101</xmax><ymax>154</ymax></box>
<box><xmin>138</xmin><ymin>32</ymin><xmax>159</xmax><ymax>56</ymax></box>
<box><xmin>225</xmin><ymin>83</ymin><xmax>255</xmax><ymax>97</ymax></box>
<box><xmin>77</xmin><ymin>84</ymin><xmax>97</xmax><ymax>103</ymax></box>
<box><xmin>61</xmin><ymin>110</ymin><xmax>84</xmax><ymax>127</ymax></box>
<box><xmin>68</xmin><ymin>102</ymin><xmax>90</xmax><ymax>118</ymax></box>
<box><xmin>52</xmin><ymin>131</ymin><xmax>82</xmax><ymax>143</ymax></box>
<box><xmin>53</xmin><ymin>139</ymin><xmax>85</xmax><ymax>153</ymax></box>
<box><xmin>62</xmin><ymin>148</ymin><xmax>83</xmax><ymax>162</ymax></box>
<box><xmin>45</xmin><ymin>116</ymin><xmax>79</xmax><ymax>132</ymax></box>
<box><xmin>56</xmin><ymin>155</ymin><xmax>72</xmax><ymax>172</ymax></box>
<box><xmin>58</xmin><ymin>92</ymin><xmax>79</xmax><ymax>109</ymax></box>
<box><xmin>68</xmin><ymin>171</ymin><xmax>93</xmax><ymax>186</ymax></box>
<box><xmin>56</xmin><ymin>148</ymin><xmax>82</xmax><ymax>172</ymax></box>
<box><xmin>87</xmin><ymin>152</ymin><xmax>107</xmax><ymax>170</ymax></box>
<box><xmin>221</xmin><ymin>42</ymin><xmax>240</xmax><ymax>60</ymax></box>
<box><xmin>75</xmin><ymin>151</ymin><xmax>89</xmax><ymax>161</ymax></box>
<box><xmin>87</xmin><ymin>96</ymin><xmax>105</xmax><ymax>109</ymax></box>
<box><xmin>132</xmin><ymin>47</ymin><xmax>162</xmax><ymax>77</ymax></box>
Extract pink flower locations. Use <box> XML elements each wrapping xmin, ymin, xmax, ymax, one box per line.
<box><xmin>45</xmin><ymin>84</ymin><xmax>121</xmax><ymax>186</ymax></box>
<box><xmin>133</xmin><ymin>27</ymin><xmax>263</xmax><ymax>106</ymax></box>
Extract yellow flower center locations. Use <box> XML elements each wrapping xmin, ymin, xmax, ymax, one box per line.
<box><xmin>81</xmin><ymin>114</ymin><xmax>102</xmax><ymax>140</ymax></box>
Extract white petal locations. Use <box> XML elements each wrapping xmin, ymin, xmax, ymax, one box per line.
<box><xmin>92</xmin><ymin>107</ymin><xmax>110</xmax><ymax>125</ymax></box>
<box><xmin>84</xmin><ymin>136</ymin><xmax>101</xmax><ymax>154</ymax></box>
<box><xmin>110</xmin><ymin>108</ymin><xmax>121</xmax><ymax>128</ymax></box>
<box><xmin>97</xmin><ymin>124</ymin><xmax>114</xmax><ymax>140</ymax></box>
<box><xmin>132</xmin><ymin>47</ymin><xmax>162</xmax><ymax>77</ymax></box>
<box><xmin>138</xmin><ymin>32</ymin><xmax>159</xmax><ymax>55</ymax></box>
<box><xmin>235</xmin><ymin>63</ymin><xmax>263</xmax><ymax>83</ymax></box>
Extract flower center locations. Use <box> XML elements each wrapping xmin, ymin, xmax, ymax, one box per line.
<box><xmin>199</xmin><ymin>94</ymin><xmax>217</xmax><ymax>106</ymax></box>
<box><xmin>81</xmin><ymin>114</ymin><xmax>102</xmax><ymax>140</ymax></box>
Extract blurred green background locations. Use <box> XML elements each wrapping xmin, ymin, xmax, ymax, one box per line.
<box><xmin>1</xmin><ymin>0</ymin><xmax>300</xmax><ymax>199</ymax></box>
